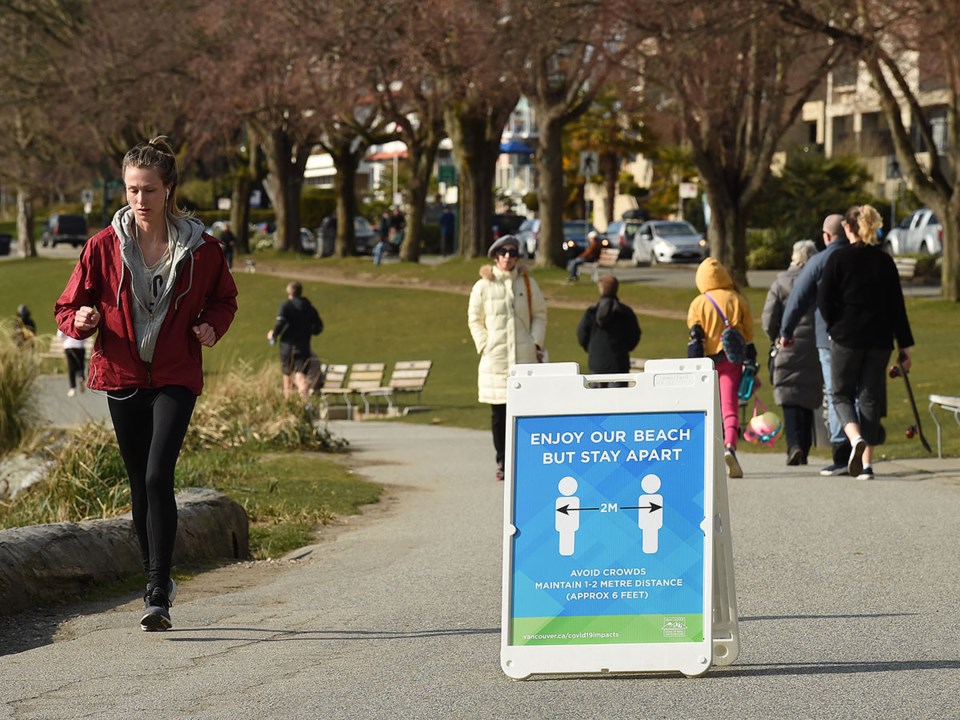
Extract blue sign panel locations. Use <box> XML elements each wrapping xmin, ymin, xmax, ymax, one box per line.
<box><xmin>509</xmin><ymin>411</ymin><xmax>706</xmax><ymax>645</ymax></box>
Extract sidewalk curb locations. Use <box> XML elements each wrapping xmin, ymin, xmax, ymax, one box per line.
<box><xmin>0</xmin><ymin>488</ymin><xmax>248</xmax><ymax>616</ymax></box>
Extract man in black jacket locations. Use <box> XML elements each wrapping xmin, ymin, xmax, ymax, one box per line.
<box><xmin>268</xmin><ymin>281</ymin><xmax>323</xmax><ymax>399</ymax></box>
<box><xmin>576</xmin><ymin>275</ymin><xmax>641</xmax><ymax>375</ymax></box>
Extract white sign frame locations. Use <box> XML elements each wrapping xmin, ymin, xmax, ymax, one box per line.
<box><xmin>579</xmin><ymin>151</ymin><xmax>599</xmax><ymax>177</ymax></box>
<box><xmin>500</xmin><ymin>360</ymin><xmax>739</xmax><ymax>679</ymax></box>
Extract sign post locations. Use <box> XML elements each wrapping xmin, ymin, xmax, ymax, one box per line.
<box><xmin>500</xmin><ymin>360</ymin><xmax>738</xmax><ymax>679</ymax></box>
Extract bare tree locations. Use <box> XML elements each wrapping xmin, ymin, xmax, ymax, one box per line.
<box><xmin>194</xmin><ymin>0</ymin><xmax>322</xmax><ymax>252</ymax></box>
<box><xmin>774</xmin><ymin>0</ymin><xmax>960</xmax><ymax>301</ymax></box>
<box><xmin>619</xmin><ymin>0</ymin><xmax>839</xmax><ymax>285</ymax></box>
<box><xmin>425</xmin><ymin>0</ymin><xmax>519</xmax><ymax>259</ymax></box>
<box><xmin>506</xmin><ymin>0</ymin><xmax>624</xmax><ymax>267</ymax></box>
<box><xmin>0</xmin><ymin>0</ymin><xmax>86</xmax><ymax>256</ymax></box>
<box><xmin>371</xmin><ymin>0</ymin><xmax>448</xmax><ymax>262</ymax></box>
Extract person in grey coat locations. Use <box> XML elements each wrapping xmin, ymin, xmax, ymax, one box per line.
<box><xmin>762</xmin><ymin>240</ymin><xmax>822</xmax><ymax>465</ymax></box>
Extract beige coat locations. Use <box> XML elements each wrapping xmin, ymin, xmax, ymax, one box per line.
<box><xmin>468</xmin><ymin>264</ymin><xmax>547</xmax><ymax>404</ymax></box>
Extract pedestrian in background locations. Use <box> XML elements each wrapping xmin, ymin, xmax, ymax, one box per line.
<box><xmin>440</xmin><ymin>205</ymin><xmax>455</xmax><ymax>256</ymax></box>
<box><xmin>468</xmin><ymin>235</ymin><xmax>547</xmax><ymax>481</ymax></box>
<box><xmin>268</xmin><ymin>280</ymin><xmax>323</xmax><ymax>401</ymax></box>
<box><xmin>55</xmin><ymin>136</ymin><xmax>238</xmax><ymax>632</ymax></box>
<box><xmin>219</xmin><ymin>222</ymin><xmax>236</xmax><ymax>269</ymax></box>
<box><xmin>13</xmin><ymin>304</ymin><xmax>36</xmax><ymax>348</ymax></box>
<box><xmin>762</xmin><ymin>239</ymin><xmax>822</xmax><ymax>465</ymax></box>
<box><xmin>57</xmin><ymin>329</ymin><xmax>87</xmax><ymax>397</ymax></box>
<box><xmin>576</xmin><ymin>275</ymin><xmax>641</xmax><ymax>375</ymax></box>
<box><xmin>687</xmin><ymin>258</ymin><xmax>755</xmax><ymax>478</ymax></box>
<box><xmin>566</xmin><ymin>230</ymin><xmax>602</xmax><ymax>282</ymax></box>
<box><xmin>779</xmin><ymin>213</ymin><xmax>851</xmax><ymax>476</ymax></box>
<box><xmin>817</xmin><ymin>204</ymin><xmax>915</xmax><ymax>480</ymax></box>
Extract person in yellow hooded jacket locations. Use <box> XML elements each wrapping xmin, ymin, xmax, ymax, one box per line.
<box><xmin>687</xmin><ymin>258</ymin><xmax>755</xmax><ymax>477</ymax></box>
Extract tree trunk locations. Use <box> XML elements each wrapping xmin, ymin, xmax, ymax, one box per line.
<box><xmin>331</xmin><ymin>150</ymin><xmax>359</xmax><ymax>258</ymax></box>
<box><xmin>230</xmin><ymin>174</ymin><xmax>251</xmax><ymax>255</ymax></box>
<box><xmin>706</xmin><ymin>187</ymin><xmax>749</xmax><ymax>287</ymax></box>
<box><xmin>941</xmin><ymin>202</ymin><xmax>960</xmax><ymax>302</ymax></box>
<box><xmin>260</xmin><ymin>128</ymin><xmax>306</xmax><ymax>253</ymax></box>
<box><xmin>400</xmin><ymin>137</ymin><xmax>441</xmax><ymax>263</ymax></box>
<box><xmin>535</xmin><ymin>116</ymin><xmax>567</xmax><ymax>268</ymax></box>
<box><xmin>16</xmin><ymin>188</ymin><xmax>35</xmax><ymax>259</ymax></box>
<box><xmin>445</xmin><ymin>110</ymin><xmax>501</xmax><ymax>259</ymax></box>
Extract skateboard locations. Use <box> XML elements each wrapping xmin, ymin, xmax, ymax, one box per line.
<box><xmin>889</xmin><ymin>358</ymin><xmax>932</xmax><ymax>453</ymax></box>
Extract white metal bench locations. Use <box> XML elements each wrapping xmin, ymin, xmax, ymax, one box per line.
<box><xmin>929</xmin><ymin>394</ymin><xmax>960</xmax><ymax>459</ymax></box>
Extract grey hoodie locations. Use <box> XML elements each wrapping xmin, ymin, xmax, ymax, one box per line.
<box><xmin>111</xmin><ymin>206</ymin><xmax>207</xmax><ymax>363</ymax></box>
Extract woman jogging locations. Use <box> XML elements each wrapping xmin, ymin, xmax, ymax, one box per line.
<box><xmin>55</xmin><ymin>137</ymin><xmax>238</xmax><ymax>631</ymax></box>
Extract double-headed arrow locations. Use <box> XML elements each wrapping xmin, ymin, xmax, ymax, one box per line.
<box><xmin>557</xmin><ymin>502</ymin><xmax>661</xmax><ymax>516</ymax></box>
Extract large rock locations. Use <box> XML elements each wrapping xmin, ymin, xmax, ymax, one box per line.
<box><xmin>0</xmin><ymin>488</ymin><xmax>248</xmax><ymax>616</ymax></box>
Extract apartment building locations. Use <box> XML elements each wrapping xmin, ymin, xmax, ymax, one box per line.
<box><xmin>800</xmin><ymin>54</ymin><xmax>950</xmax><ymax>201</ymax></box>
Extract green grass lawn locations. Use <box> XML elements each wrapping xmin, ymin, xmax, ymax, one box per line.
<box><xmin>2</xmin><ymin>254</ymin><xmax>958</xmax><ymax>458</ymax></box>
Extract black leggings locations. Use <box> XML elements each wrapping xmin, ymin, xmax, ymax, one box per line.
<box><xmin>108</xmin><ymin>386</ymin><xmax>196</xmax><ymax>591</ymax></box>
<box><xmin>64</xmin><ymin>348</ymin><xmax>85</xmax><ymax>390</ymax></box>
<box><xmin>491</xmin><ymin>403</ymin><xmax>507</xmax><ymax>469</ymax></box>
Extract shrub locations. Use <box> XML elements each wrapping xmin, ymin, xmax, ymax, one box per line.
<box><xmin>183</xmin><ymin>363</ymin><xmax>346</xmax><ymax>454</ymax></box>
<box><xmin>0</xmin><ymin>364</ymin><xmax>346</xmax><ymax>529</ymax></box>
<box><xmin>747</xmin><ymin>227</ymin><xmax>794</xmax><ymax>270</ymax></box>
<box><xmin>0</xmin><ymin>336</ymin><xmax>38</xmax><ymax>456</ymax></box>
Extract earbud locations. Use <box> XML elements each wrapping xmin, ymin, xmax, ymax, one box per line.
<box><xmin>165</xmin><ymin>188</ymin><xmax>170</xmax><ymax>200</ymax></box>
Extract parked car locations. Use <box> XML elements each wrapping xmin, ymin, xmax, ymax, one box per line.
<box><xmin>41</xmin><ymin>214</ymin><xmax>88</xmax><ymax>248</ymax></box>
<box><xmin>353</xmin><ymin>216</ymin><xmax>378</xmax><ymax>255</ymax></box>
<box><xmin>885</xmin><ymin>208</ymin><xmax>943</xmax><ymax>255</ymax></box>
<box><xmin>561</xmin><ymin>220</ymin><xmax>600</xmax><ymax>256</ymax></box>
<box><xmin>516</xmin><ymin>218</ymin><xmax>540</xmax><ymax>257</ymax></box>
<box><xmin>317</xmin><ymin>215</ymin><xmax>380</xmax><ymax>256</ymax></box>
<box><xmin>632</xmin><ymin>220</ymin><xmax>707</xmax><ymax>265</ymax></box>
<box><xmin>603</xmin><ymin>219</ymin><xmax>645</xmax><ymax>259</ymax></box>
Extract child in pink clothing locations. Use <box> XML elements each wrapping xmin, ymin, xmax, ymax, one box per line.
<box><xmin>687</xmin><ymin>258</ymin><xmax>755</xmax><ymax>478</ymax></box>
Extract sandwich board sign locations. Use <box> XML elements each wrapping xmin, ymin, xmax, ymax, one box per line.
<box><xmin>500</xmin><ymin>360</ymin><xmax>739</xmax><ymax>679</ymax></box>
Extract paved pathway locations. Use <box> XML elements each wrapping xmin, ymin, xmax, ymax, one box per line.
<box><xmin>2</xmin><ymin>419</ymin><xmax>959</xmax><ymax>719</ymax></box>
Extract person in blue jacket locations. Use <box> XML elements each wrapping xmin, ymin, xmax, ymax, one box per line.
<box><xmin>778</xmin><ymin>213</ymin><xmax>850</xmax><ymax>476</ymax></box>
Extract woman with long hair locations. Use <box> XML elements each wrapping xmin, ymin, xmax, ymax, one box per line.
<box><xmin>817</xmin><ymin>204</ymin><xmax>915</xmax><ymax>480</ymax></box>
<box><xmin>55</xmin><ymin>137</ymin><xmax>238</xmax><ymax>630</ymax></box>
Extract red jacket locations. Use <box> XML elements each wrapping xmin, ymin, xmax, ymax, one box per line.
<box><xmin>55</xmin><ymin>226</ymin><xmax>238</xmax><ymax>395</ymax></box>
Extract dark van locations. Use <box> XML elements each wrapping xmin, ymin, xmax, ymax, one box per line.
<box><xmin>41</xmin><ymin>214</ymin><xmax>89</xmax><ymax>248</ymax></box>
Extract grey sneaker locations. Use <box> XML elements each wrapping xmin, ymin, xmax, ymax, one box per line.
<box><xmin>724</xmin><ymin>446</ymin><xmax>743</xmax><ymax>478</ymax></box>
<box><xmin>140</xmin><ymin>586</ymin><xmax>172</xmax><ymax>632</ymax></box>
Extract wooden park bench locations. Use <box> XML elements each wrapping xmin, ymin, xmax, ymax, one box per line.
<box><xmin>589</xmin><ymin>246</ymin><xmax>621</xmax><ymax>282</ymax></box>
<box><xmin>319</xmin><ymin>363</ymin><xmax>353</xmax><ymax>418</ymax></box>
<box><xmin>361</xmin><ymin>360</ymin><xmax>433</xmax><ymax>415</ymax></box>
<box><xmin>894</xmin><ymin>256</ymin><xmax>918</xmax><ymax>282</ymax></box>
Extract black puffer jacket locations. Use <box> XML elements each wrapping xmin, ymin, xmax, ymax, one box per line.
<box><xmin>576</xmin><ymin>297</ymin><xmax>641</xmax><ymax>374</ymax></box>
<box><xmin>762</xmin><ymin>265</ymin><xmax>822</xmax><ymax>410</ymax></box>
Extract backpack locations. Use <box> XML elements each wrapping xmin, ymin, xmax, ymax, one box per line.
<box><xmin>704</xmin><ymin>292</ymin><xmax>746</xmax><ymax>364</ymax></box>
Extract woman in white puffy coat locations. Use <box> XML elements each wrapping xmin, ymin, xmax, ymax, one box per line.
<box><xmin>468</xmin><ymin>235</ymin><xmax>548</xmax><ymax>480</ymax></box>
